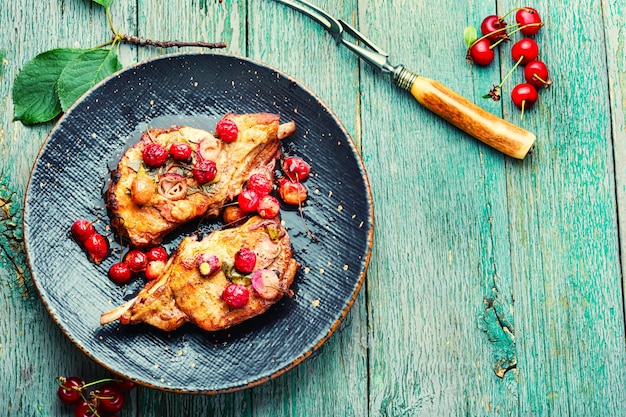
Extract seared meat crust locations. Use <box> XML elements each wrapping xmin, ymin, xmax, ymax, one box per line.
<box><xmin>100</xmin><ymin>216</ymin><xmax>298</xmax><ymax>331</ymax></box>
<box><xmin>107</xmin><ymin>113</ymin><xmax>294</xmax><ymax>248</ymax></box>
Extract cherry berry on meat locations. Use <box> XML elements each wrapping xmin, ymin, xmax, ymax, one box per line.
<box><xmin>515</xmin><ymin>7</ymin><xmax>543</xmax><ymax>36</ymax></box>
<box><xmin>234</xmin><ymin>247</ymin><xmax>256</xmax><ymax>274</ymax></box>
<box><xmin>124</xmin><ymin>250</ymin><xmax>148</xmax><ymax>273</ymax></box>
<box><xmin>57</xmin><ymin>376</ymin><xmax>85</xmax><ymax>405</ymax></box>
<box><xmin>215</xmin><ymin>118</ymin><xmax>239</xmax><ymax>143</ymax></box>
<box><xmin>169</xmin><ymin>142</ymin><xmax>192</xmax><ymax>161</ymax></box>
<box><xmin>469</xmin><ymin>38</ymin><xmax>495</xmax><ymax>66</ymax></box>
<box><xmin>108</xmin><ymin>262</ymin><xmax>132</xmax><ymax>284</ymax></box>
<box><xmin>278</xmin><ymin>178</ymin><xmax>308</xmax><ymax>205</ymax></box>
<box><xmin>257</xmin><ymin>195</ymin><xmax>280</xmax><ymax>219</ymax></box>
<box><xmin>145</xmin><ymin>260</ymin><xmax>166</xmax><ymax>280</ymax></box>
<box><xmin>283</xmin><ymin>157</ymin><xmax>311</xmax><ymax>182</ymax></box>
<box><xmin>480</xmin><ymin>15</ymin><xmax>508</xmax><ymax>43</ymax></box>
<box><xmin>511</xmin><ymin>38</ymin><xmax>539</xmax><ymax>65</ymax></box>
<box><xmin>142</xmin><ymin>143</ymin><xmax>168</xmax><ymax>168</ymax></box>
<box><xmin>146</xmin><ymin>246</ymin><xmax>168</xmax><ymax>262</ymax></box>
<box><xmin>130</xmin><ymin>175</ymin><xmax>155</xmax><ymax>205</ymax></box>
<box><xmin>222</xmin><ymin>205</ymin><xmax>248</xmax><ymax>225</ymax></box>
<box><xmin>71</xmin><ymin>220</ymin><xmax>95</xmax><ymax>244</ymax></box>
<box><xmin>192</xmin><ymin>159</ymin><xmax>218</xmax><ymax>184</ymax></box>
<box><xmin>96</xmin><ymin>383</ymin><xmax>125</xmax><ymax>414</ymax></box>
<box><xmin>524</xmin><ymin>60</ymin><xmax>552</xmax><ymax>88</ymax></box>
<box><xmin>238</xmin><ymin>189</ymin><xmax>260</xmax><ymax>213</ymax></box>
<box><xmin>221</xmin><ymin>283</ymin><xmax>250</xmax><ymax>308</ymax></box>
<box><xmin>84</xmin><ymin>233</ymin><xmax>109</xmax><ymax>264</ymax></box>
<box><xmin>246</xmin><ymin>173</ymin><xmax>273</xmax><ymax>196</ymax></box>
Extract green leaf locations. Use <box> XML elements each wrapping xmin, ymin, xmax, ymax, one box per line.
<box><xmin>57</xmin><ymin>48</ymin><xmax>122</xmax><ymax>111</ymax></box>
<box><xmin>92</xmin><ymin>0</ymin><xmax>115</xmax><ymax>7</ymax></box>
<box><xmin>464</xmin><ymin>26</ymin><xmax>478</xmax><ymax>48</ymax></box>
<box><xmin>12</xmin><ymin>48</ymin><xmax>84</xmax><ymax>124</ymax></box>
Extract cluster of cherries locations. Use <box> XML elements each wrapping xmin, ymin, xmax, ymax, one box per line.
<box><xmin>222</xmin><ymin>155</ymin><xmax>311</xmax><ymax>225</ymax></box>
<box><xmin>71</xmin><ymin>219</ymin><xmax>109</xmax><ymax>265</ymax></box>
<box><xmin>71</xmin><ymin>218</ymin><xmax>169</xmax><ymax>284</ymax></box>
<box><xmin>199</xmin><ymin>246</ymin><xmax>287</xmax><ymax>309</ymax></box>
<box><xmin>56</xmin><ymin>376</ymin><xmax>135</xmax><ymax>417</ymax></box>
<box><xmin>467</xmin><ymin>7</ymin><xmax>551</xmax><ymax>117</ymax></box>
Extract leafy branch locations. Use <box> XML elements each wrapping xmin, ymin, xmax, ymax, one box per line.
<box><xmin>12</xmin><ymin>0</ymin><xmax>227</xmax><ymax>125</ymax></box>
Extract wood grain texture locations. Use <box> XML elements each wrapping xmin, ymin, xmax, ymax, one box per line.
<box><xmin>2</xmin><ymin>0</ymin><xmax>626</xmax><ymax>416</ymax></box>
<box><xmin>0</xmin><ymin>1</ymin><xmax>139</xmax><ymax>416</ymax></box>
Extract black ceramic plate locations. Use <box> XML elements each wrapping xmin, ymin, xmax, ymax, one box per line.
<box><xmin>23</xmin><ymin>52</ymin><xmax>373</xmax><ymax>393</ymax></box>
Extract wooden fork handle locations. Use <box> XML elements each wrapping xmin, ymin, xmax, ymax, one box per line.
<box><xmin>409</xmin><ymin>75</ymin><xmax>536</xmax><ymax>159</ymax></box>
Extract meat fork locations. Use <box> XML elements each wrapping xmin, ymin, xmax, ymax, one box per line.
<box><xmin>271</xmin><ymin>0</ymin><xmax>536</xmax><ymax>159</ymax></box>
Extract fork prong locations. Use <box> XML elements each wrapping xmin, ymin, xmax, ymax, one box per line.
<box><xmin>272</xmin><ymin>0</ymin><xmax>343</xmax><ymax>38</ymax></box>
<box><xmin>338</xmin><ymin>19</ymin><xmax>389</xmax><ymax>57</ymax></box>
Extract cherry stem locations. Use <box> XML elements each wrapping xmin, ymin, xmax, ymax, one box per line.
<box><xmin>506</xmin><ymin>22</ymin><xmax>543</xmax><ymax>38</ymax></box>
<box><xmin>520</xmin><ymin>101</ymin><xmax>526</xmax><ymax>120</ymax></box>
<box><xmin>499</xmin><ymin>55</ymin><xmax>525</xmax><ymax>88</ymax></box>
<box><xmin>532</xmin><ymin>73</ymin><xmax>552</xmax><ymax>87</ymax></box>
<box><xmin>469</xmin><ymin>22</ymin><xmax>543</xmax><ymax>51</ymax></box>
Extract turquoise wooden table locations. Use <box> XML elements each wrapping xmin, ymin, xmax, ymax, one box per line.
<box><xmin>2</xmin><ymin>0</ymin><xmax>626</xmax><ymax>415</ymax></box>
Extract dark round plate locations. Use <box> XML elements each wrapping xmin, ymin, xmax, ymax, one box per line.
<box><xmin>23</xmin><ymin>52</ymin><xmax>373</xmax><ymax>394</ymax></box>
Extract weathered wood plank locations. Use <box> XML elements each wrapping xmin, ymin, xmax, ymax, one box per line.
<box><xmin>0</xmin><ymin>1</ymin><xmax>139</xmax><ymax>416</ymax></box>
<box><xmin>360</xmin><ymin>0</ymin><xmax>626</xmax><ymax>416</ymax></box>
<box><xmin>500</xmin><ymin>0</ymin><xmax>626</xmax><ymax>415</ymax></box>
<box><xmin>603</xmin><ymin>0</ymin><xmax>626</xmax><ymax>319</ymax></box>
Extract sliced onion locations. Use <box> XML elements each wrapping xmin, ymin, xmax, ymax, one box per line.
<box><xmin>157</xmin><ymin>173</ymin><xmax>188</xmax><ymax>201</ymax></box>
<box><xmin>197</xmin><ymin>254</ymin><xmax>221</xmax><ymax>276</ymax></box>
<box><xmin>251</xmin><ymin>269</ymin><xmax>281</xmax><ymax>300</ymax></box>
<box><xmin>197</xmin><ymin>136</ymin><xmax>222</xmax><ymax>161</ymax></box>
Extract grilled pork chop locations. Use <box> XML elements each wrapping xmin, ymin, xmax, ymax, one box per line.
<box><xmin>100</xmin><ymin>216</ymin><xmax>298</xmax><ymax>331</ymax></box>
<box><xmin>107</xmin><ymin>113</ymin><xmax>296</xmax><ymax>249</ymax></box>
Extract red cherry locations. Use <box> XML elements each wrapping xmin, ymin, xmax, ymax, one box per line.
<box><xmin>234</xmin><ymin>247</ymin><xmax>256</xmax><ymax>273</ymax></box>
<box><xmin>115</xmin><ymin>379</ymin><xmax>137</xmax><ymax>390</ymax></box>
<box><xmin>142</xmin><ymin>143</ymin><xmax>168</xmax><ymax>168</ymax></box>
<box><xmin>124</xmin><ymin>250</ymin><xmax>148</xmax><ymax>273</ymax></box>
<box><xmin>283</xmin><ymin>157</ymin><xmax>311</xmax><ymax>182</ymax></box>
<box><xmin>511</xmin><ymin>38</ymin><xmax>539</xmax><ymax>65</ymax></box>
<box><xmin>83</xmin><ymin>233</ymin><xmax>109</xmax><ymax>264</ymax></box>
<box><xmin>515</xmin><ymin>7</ymin><xmax>542</xmax><ymax>36</ymax></box>
<box><xmin>469</xmin><ymin>38</ymin><xmax>495</xmax><ymax>66</ymax></box>
<box><xmin>215</xmin><ymin>118</ymin><xmax>239</xmax><ymax>142</ymax></box>
<box><xmin>145</xmin><ymin>246</ymin><xmax>168</xmax><ymax>262</ymax></box>
<box><xmin>238</xmin><ymin>189</ymin><xmax>260</xmax><ymax>213</ymax></box>
<box><xmin>74</xmin><ymin>401</ymin><xmax>98</xmax><ymax>417</ymax></box>
<box><xmin>257</xmin><ymin>195</ymin><xmax>280</xmax><ymax>219</ymax></box>
<box><xmin>71</xmin><ymin>220</ymin><xmax>95</xmax><ymax>244</ymax></box>
<box><xmin>246</xmin><ymin>173</ymin><xmax>273</xmax><ymax>196</ymax></box>
<box><xmin>96</xmin><ymin>383</ymin><xmax>125</xmax><ymax>414</ymax></box>
<box><xmin>145</xmin><ymin>260</ymin><xmax>166</xmax><ymax>280</ymax></box>
<box><xmin>511</xmin><ymin>83</ymin><xmax>538</xmax><ymax>112</ymax></box>
<box><xmin>524</xmin><ymin>60</ymin><xmax>551</xmax><ymax>88</ymax></box>
<box><xmin>480</xmin><ymin>15</ymin><xmax>508</xmax><ymax>43</ymax></box>
<box><xmin>169</xmin><ymin>142</ymin><xmax>192</xmax><ymax>160</ymax></box>
<box><xmin>278</xmin><ymin>178</ymin><xmax>308</xmax><ymax>205</ymax></box>
<box><xmin>192</xmin><ymin>159</ymin><xmax>218</xmax><ymax>184</ymax></box>
<box><xmin>57</xmin><ymin>376</ymin><xmax>85</xmax><ymax>405</ymax></box>
<box><xmin>221</xmin><ymin>283</ymin><xmax>250</xmax><ymax>308</ymax></box>
<box><xmin>108</xmin><ymin>262</ymin><xmax>132</xmax><ymax>284</ymax></box>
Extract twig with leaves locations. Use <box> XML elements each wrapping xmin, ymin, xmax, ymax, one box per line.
<box><xmin>12</xmin><ymin>0</ymin><xmax>227</xmax><ymax>125</ymax></box>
